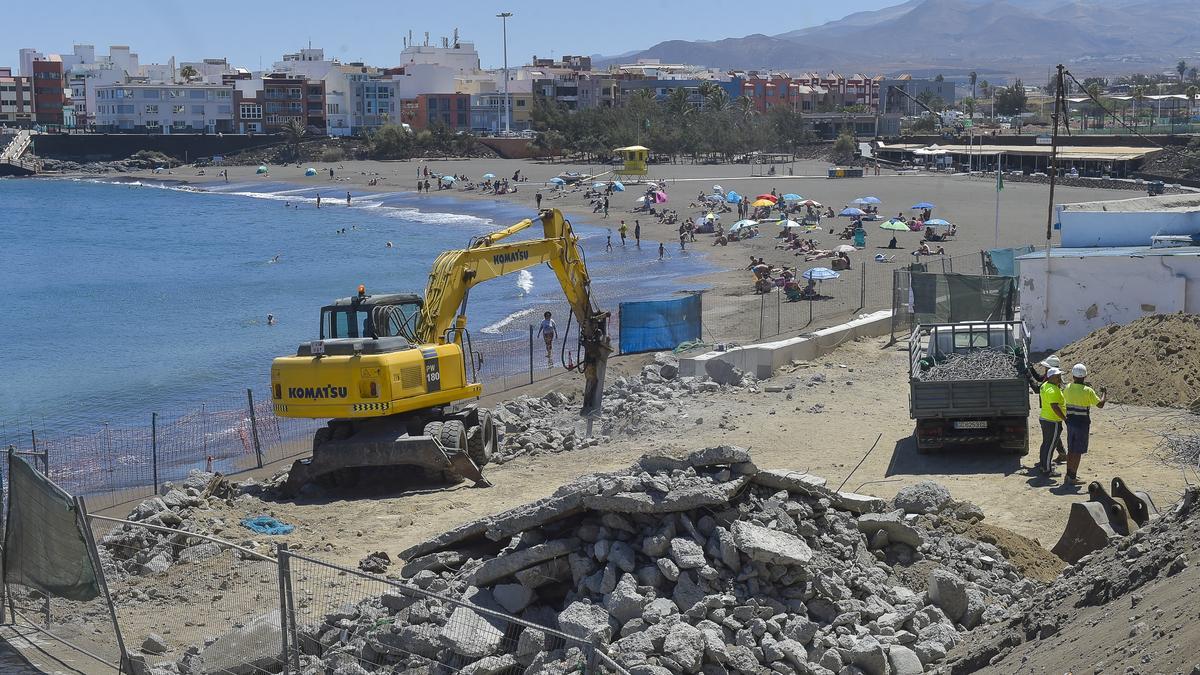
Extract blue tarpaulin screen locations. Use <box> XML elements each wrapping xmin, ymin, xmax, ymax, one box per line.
<box><xmin>619</xmin><ymin>294</ymin><xmax>702</xmax><ymax>354</ymax></box>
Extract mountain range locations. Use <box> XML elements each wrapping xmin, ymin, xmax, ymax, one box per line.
<box><xmin>595</xmin><ymin>0</ymin><xmax>1200</xmax><ymax>81</ymax></box>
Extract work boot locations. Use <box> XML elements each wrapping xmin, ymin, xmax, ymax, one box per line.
<box><xmin>1065</xmin><ymin>473</ymin><xmax>1085</xmax><ymax>486</ymax></box>
<box><xmin>1040</xmin><ymin>468</ymin><xmax>1062</xmax><ymax>478</ymax></box>
<box><xmin>1053</xmin><ymin>453</ymin><xmax>1067</xmax><ymax>465</ymax></box>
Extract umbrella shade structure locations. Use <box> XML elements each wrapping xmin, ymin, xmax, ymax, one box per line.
<box><xmin>726</xmin><ymin>191</ymin><xmax>742</xmax><ymax>203</ymax></box>
<box><xmin>482</xmin><ymin>173</ymin><xmax>496</xmax><ymax>180</ymax></box>
<box><xmin>304</xmin><ymin>168</ymin><xmax>317</xmax><ymax>176</ymax></box>
<box><xmin>834</xmin><ymin>244</ymin><xmax>857</xmax><ymax>254</ymax></box>
<box><xmin>782</xmin><ymin>193</ymin><xmax>803</xmax><ymax>201</ymax></box>
<box><xmin>751</xmin><ymin>199</ymin><xmax>775</xmax><ymax>208</ymax></box>
<box><xmin>612</xmin><ymin>181</ymin><xmax>625</xmax><ymax>192</ymax></box>
<box><xmin>730</xmin><ymin>219</ymin><xmax>758</xmax><ymax>233</ymax></box>
<box><xmin>256</xmin><ymin>165</ymin><xmax>269</xmax><ymax>174</ymax></box>
<box><xmin>713</xmin><ymin>184</ymin><xmax>724</xmax><ymax>193</ymax></box>
<box><xmin>853</xmin><ymin>196</ymin><xmax>881</xmax><ymax>205</ymax></box>
<box><xmin>839</xmin><ymin>207</ymin><xmax>866</xmax><ymax>217</ymax></box>
<box><xmin>911</xmin><ymin>202</ymin><xmax>936</xmax><ymax>209</ymax></box>
<box><xmin>802</xmin><ymin>200</ymin><xmax>822</xmax><ymax>207</ymax></box>
<box><xmin>654</xmin><ymin>190</ymin><xmax>668</xmax><ymax>203</ymax></box>
<box><xmin>925</xmin><ymin>218</ymin><xmax>952</xmax><ymax>228</ymax></box>
<box><xmin>803</xmin><ymin>267</ymin><xmax>841</xmax><ymax>281</ymax></box>
<box><xmin>706</xmin><ymin>211</ymin><xmax>721</xmax><ymax>220</ymax></box>
<box><xmin>778</xmin><ymin>219</ymin><xmax>806</xmax><ymax>231</ymax></box>
<box><xmin>755</xmin><ymin>194</ymin><xmax>778</xmax><ymax>203</ymax></box>
<box><xmin>592</xmin><ymin>182</ymin><xmax>607</xmax><ymax>190</ymax></box>
<box><xmin>879</xmin><ymin>219</ymin><xmax>911</xmax><ymax>231</ymax></box>
<box><xmin>549</xmin><ymin>177</ymin><xmax>566</xmax><ymax>185</ymax></box>
<box><xmin>441</xmin><ymin>175</ymin><xmax>456</xmax><ymax>183</ymax></box>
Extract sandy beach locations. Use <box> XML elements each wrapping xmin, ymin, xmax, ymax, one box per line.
<box><xmin>119</xmin><ymin>156</ymin><xmax>1144</xmax><ymax>340</ymax></box>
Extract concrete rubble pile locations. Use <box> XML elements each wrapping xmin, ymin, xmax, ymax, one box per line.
<box><xmin>492</xmin><ymin>352</ymin><xmax>758</xmax><ymax>463</ymax></box>
<box><xmin>98</xmin><ymin>469</ymin><xmax>265</xmax><ymax>579</ymax></box>
<box><xmin>294</xmin><ymin>450</ymin><xmax>1039</xmax><ymax>675</ymax></box>
<box><xmin>944</xmin><ymin>487</ymin><xmax>1199</xmax><ymax>673</ymax></box>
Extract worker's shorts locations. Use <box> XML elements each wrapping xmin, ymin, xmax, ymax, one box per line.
<box><xmin>1065</xmin><ymin>418</ymin><xmax>1090</xmax><ymax>455</ymax></box>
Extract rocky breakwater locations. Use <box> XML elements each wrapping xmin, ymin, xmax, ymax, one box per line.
<box><xmin>294</xmin><ymin>449</ymin><xmax>1042</xmax><ymax>675</ymax></box>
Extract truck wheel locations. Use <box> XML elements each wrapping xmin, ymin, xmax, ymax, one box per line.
<box><xmin>466</xmin><ymin>411</ymin><xmax>495</xmax><ymax>466</ymax></box>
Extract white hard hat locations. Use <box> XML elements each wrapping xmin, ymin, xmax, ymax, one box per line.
<box><xmin>1039</xmin><ymin>355</ymin><xmax>1061</xmax><ymax>369</ymax></box>
<box><xmin>1045</xmin><ymin>367</ymin><xmax>1063</xmax><ymax>378</ymax></box>
<box><xmin>1072</xmin><ymin>363</ymin><xmax>1088</xmax><ymax>378</ymax></box>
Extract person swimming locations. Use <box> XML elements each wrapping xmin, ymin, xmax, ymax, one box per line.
<box><xmin>267</xmin><ymin>314</ymin><xmax>276</xmax><ymax>326</ymax></box>
<box><xmin>386</xmin><ymin>241</ymin><xmax>393</xmax><ymax>248</ymax></box>
<box><xmin>270</xmin><ymin>254</ymin><xmax>281</xmax><ymax>263</ymax></box>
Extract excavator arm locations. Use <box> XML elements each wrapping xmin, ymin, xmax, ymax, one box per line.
<box><xmin>417</xmin><ymin>209</ymin><xmax>612</xmax><ymax>416</ymax></box>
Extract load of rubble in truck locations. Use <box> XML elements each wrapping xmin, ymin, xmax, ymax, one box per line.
<box><xmin>270</xmin><ymin>208</ymin><xmax>612</xmax><ymax>496</ymax></box>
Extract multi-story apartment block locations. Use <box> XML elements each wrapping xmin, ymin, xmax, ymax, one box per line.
<box><xmin>400</xmin><ymin>93</ymin><xmax>470</xmax><ymax>131</ymax></box>
<box><xmin>94</xmin><ymin>83</ymin><xmax>234</xmax><ymax>133</ymax></box>
<box><xmin>0</xmin><ymin>67</ymin><xmax>34</xmax><ymax>124</ymax></box>
<box><xmin>31</xmin><ymin>58</ymin><xmax>68</xmax><ymax>126</ymax></box>
<box><xmin>261</xmin><ymin>74</ymin><xmax>326</xmax><ymax>132</ymax></box>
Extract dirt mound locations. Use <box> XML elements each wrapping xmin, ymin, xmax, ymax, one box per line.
<box><xmin>944</xmin><ymin>488</ymin><xmax>1200</xmax><ymax>674</ymax></box>
<box><xmin>1057</xmin><ymin>313</ymin><xmax>1200</xmax><ymax>409</ymax></box>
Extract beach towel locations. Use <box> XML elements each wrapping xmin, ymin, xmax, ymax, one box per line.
<box><xmin>240</xmin><ymin>515</ymin><xmax>295</xmax><ymax>535</ymax></box>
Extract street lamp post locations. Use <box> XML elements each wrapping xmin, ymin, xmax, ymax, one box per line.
<box><xmin>497</xmin><ymin>11</ymin><xmax>513</xmax><ymax>134</ymax></box>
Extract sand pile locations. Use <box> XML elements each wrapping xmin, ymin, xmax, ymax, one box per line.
<box><xmin>1057</xmin><ymin>313</ymin><xmax>1200</xmax><ymax>409</ymax></box>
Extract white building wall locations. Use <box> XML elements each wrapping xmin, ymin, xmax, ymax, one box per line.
<box><xmin>19</xmin><ymin>49</ymin><xmax>43</xmax><ymax>77</ymax></box>
<box><xmin>1058</xmin><ymin>208</ymin><xmax>1200</xmax><ymax>247</ymax></box>
<box><xmin>1018</xmin><ymin>253</ymin><xmax>1200</xmax><ymax>351</ymax></box>
<box><xmin>399</xmin><ymin>43</ymin><xmax>480</xmax><ymax>74</ymax></box>
<box><xmin>392</xmin><ymin>63</ymin><xmax>456</xmax><ymax>98</ymax></box>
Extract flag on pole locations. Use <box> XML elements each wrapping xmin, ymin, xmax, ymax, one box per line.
<box><xmin>996</xmin><ymin>166</ymin><xmax>1004</xmax><ymax>191</ymax></box>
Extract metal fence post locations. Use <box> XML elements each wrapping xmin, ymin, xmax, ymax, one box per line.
<box><xmin>151</xmin><ymin>412</ymin><xmax>159</xmax><ymax>495</ymax></box>
<box><xmin>758</xmin><ymin>293</ymin><xmax>765</xmax><ymax>340</ymax></box>
<box><xmin>75</xmin><ymin>499</ymin><xmax>130</xmax><ymax>672</ymax></box>
<box><xmin>528</xmin><ymin>325</ymin><xmax>535</xmax><ymax>385</ymax></box>
<box><xmin>776</xmin><ymin>289</ymin><xmax>781</xmax><ymax>335</ymax></box>
<box><xmin>860</xmin><ymin>263</ymin><xmax>867</xmax><ymax>310</ymax></box>
<box><xmin>276</xmin><ymin>543</ymin><xmax>294</xmax><ymax>675</ymax></box>
<box><xmin>247</xmin><ymin>389</ymin><xmax>264</xmax><ymax>469</ymax></box>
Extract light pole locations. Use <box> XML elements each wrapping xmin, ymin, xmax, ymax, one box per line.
<box><xmin>496</xmin><ymin>11</ymin><xmax>513</xmax><ymax>134</ymax></box>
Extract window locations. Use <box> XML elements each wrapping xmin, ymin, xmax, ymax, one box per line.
<box><xmin>172</xmin><ymin>120</ymin><xmax>187</xmax><ymax>129</ymax></box>
<box><xmin>170</xmin><ymin>89</ymin><xmax>183</xmax><ymax>98</ymax></box>
<box><xmin>191</xmin><ymin>105</ymin><xmax>205</xmax><ymax>114</ymax></box>
<box><xmin>117</xmin><ymin>104</ymin><xmax>134</xmax><ymax>114</ymax></box>
<box><xmin>142</xmin><ymin>89</ymin><xmax>160</xmax><ymax>99</ymax></box>
<box><xmin>217</xmin><ymin>104</ymin><xmax>230</xmax><ymax>114</ymax></box>
<box><xmin>190</xmin><ymin>90</ymin><xmax>206</xmax><ymax>99</ymax></box>
<box><xmin>173</xmin><ymin>105</ymin><xmax>185</xmax><ymax>114</ymax></box>
<box><xmin>216</xmin><ymin>89</ymin><xmax>230</xmax><ymax>99</ymax></box>
<box><xmin>192</xmin><ymin>120</ymin><xmax>205</xmax><ymax>128</ymax></box>
<box><xmin>288</xmin><ymin>87</ymin><xmax>301</xmax><ymax>98</ymax></box>
<box><xmin>145</xmin><ymin>120</ymin><xmax>160</xmax><ymax>127</ymax></box>
<box><xmin>240</xmin><ymin>104</ymin><xmax>262</xmax><ymax>120</ymax></box>
<box><xmin>145</xmin><ymin>104</ymin><xmax>158</xmax><ymax>114</ymax></box>
<box><xmin>327</xmin><ymin>103</ymin><xmax>339</xmax><ymax>114</ymax></box>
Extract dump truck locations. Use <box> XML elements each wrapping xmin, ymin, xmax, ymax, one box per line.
<box><xmin>271</xmin><ymin>209</ymin><xmax>611</xmax><ymax>495</ymax></box>
<box><xmin>908</xmin><ymin>320</ymin><xmax>1031</xmax><ymax>454</ymax></box>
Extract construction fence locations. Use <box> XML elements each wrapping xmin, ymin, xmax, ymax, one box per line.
<box><xmin>0</xmin><ymin>452</ymin><xmax>629</xmax><ymax>674</ymax></box>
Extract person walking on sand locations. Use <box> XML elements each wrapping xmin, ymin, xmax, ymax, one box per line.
<box><xmin>606</xmin><ymin>232</ymin><xmax>613</xmax><ymax>252</ymax></box>
<box><xmin>1036</xmin><ymin>367</ymin><xmax>1067</xmax><ymax>478</ymax></box>
<box><xmin>619</xmin><ymin>220</ymin><xmax>628</xmax><ymax>246</ymax></box>
<box><xmin>634</xmin><ymin>220</ymin><xmax>641</xmax><ymax>247</ymax></box>
<box><xmin>1062</xmin><ymin>363</ymin><xmax>1106</xmax><ymax>486</ymax></box>
<box><xmin>536</xmin><ymin>190</ymin><xmax>542</xmax><ymax>210</ymax></box>
<box><xmin>537</xmin><ymin>311</ymin><xmax>557</xmax><ymax>364</ymax></box>
<box><xmin>329</xmin><ymin>167</ymin><xmax>334</xmax><ymax>179</ymax></box>
<box><xmin>658</xmin><ymin>241</ymin><xmax>665</xmax><ymax>260</ymax></box>
<box><xmin>603</xmin><ymin>196</ymin><xmax>609</xmax><ymax>219</ymax></box>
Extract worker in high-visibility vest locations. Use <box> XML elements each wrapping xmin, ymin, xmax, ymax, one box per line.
<box><xmin>1036</xmin><ymin>367</ymin><xmax>1067</xmax><ymax>478</ymax></box>
<box><xmin>1062</xmin><ymin>363</ymin><xmax>1107</xmax><ymax>486</ymax></box>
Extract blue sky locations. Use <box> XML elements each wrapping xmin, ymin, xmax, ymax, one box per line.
<box><xmin>4</xmin><ymin>0</ymin><xmax>897</xmax><ymax>70</ymax></box>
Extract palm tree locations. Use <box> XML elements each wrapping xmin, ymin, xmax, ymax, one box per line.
<box><xmin>705</xmin><ymin>87</ymin><xmax>731</xmax><ymax>113</ymax></box>
<box><xmin>969</xmin><ymin>71</ymin><xmax>977</xmax><ymax>99</ymax></box>
<box><xmin>734</xmin><ymin>95</ymin><xmax>757</xmax><ymax>120</ymax></box>
<box><xmin>1191</xmin><ymin>67</ymin><xmax>1199</xmax><ymax>84</ymax></box>
<box><xmin>1177</xmin><ymin>60</ymin><xmax>1188</xmax><ymax>88</ymax></box>
<box><xmin>179</xmin><ymin>65</ymin><xmax>198</xmax><ymax>83</ymax></box>
<box><xmin>979</xmin><ymin>80</ymin><xmax>990</xmax><ymax>100</ymax></box>
<box><xmin>962</xmin><ymin>97</ymin><xmax>976</xmax><ymax>120</ymax></box>
<box><xmin>281</xmin><ymin>119</ymin><xmax>308</xmax><ymax>160</ymax></box>
<box><xmin>663</xmin><ymin>87</ymin><xmax>693</xmax><ymax>120</ymax></box>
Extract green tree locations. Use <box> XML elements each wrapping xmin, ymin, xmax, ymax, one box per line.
<box><xmin>179</xmin><ymin>65</ymin><xmax>198</xmax><ymax>82</ymax></box>
<box><xmin>911</xmin><ymin>116</ymin><xmax>938</xmax><ymax>133</ymax></box>
<box><xmin>993</xmin><ymin>80</ymin><xmax>1027</xmax><ymax>115</ymax></box>
<box><xmin>734</xmin><ymin>95</ymin><xmax>757</xmax><ymax>120</ymax></box>
<box><xmin>280</xmin><ymin>119</ymin><xmax>308</xmax><ymax>160</ymax></box>
<box><xmin>1178</xmin><ymin>60</ymin><xmax>1188</xmax><ymax>87</ymax></box>
<box><xmin>934</xmin><ymin>73</ymin><xmax>944</xmax><ymax>82</ymax></box>
<box><xmin>979</xmin><ymin>80</ymin><xmax>990</xmax><ymax>99</ymax></box>
<box><xmin>705</xmin><ymin>87</ymin><xmax>731</xmax><ymax>113</ymax></box>
<box><xmin>367</xmin><ymin>123</ymin><xmax>414</xmax><ymax>159</ymax></box>
<box><xmin>1132</xmin><ymin>86</ymin><xmax>1147</xmax><ymax>128</ymax></box>
<box><xmin>961</xmin><ymin>97</ymin><xmax>977</xmax><ymax>120</ymax></box>
<box><xmin>832</xmin><ymin>131</ymin><xmax>857</xmax><ymax>163</ymax></box>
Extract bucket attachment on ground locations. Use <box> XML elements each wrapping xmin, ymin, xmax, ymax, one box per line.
<box><xmin>1051</xmin><ymin>476</ymin><xmax>1156</xmax><ymax>564</ymax></box>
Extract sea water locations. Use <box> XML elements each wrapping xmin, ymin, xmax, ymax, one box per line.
<box><xmin>1</xmin><ymin>178</ymin><xmax>709</xmax><ymax>434</ymax></box>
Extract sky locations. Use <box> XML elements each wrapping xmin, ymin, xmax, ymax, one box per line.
<box><xmin>3</xmin><ymin>0</ymin><xmax>899</xmax><ymax>71</ymax></box>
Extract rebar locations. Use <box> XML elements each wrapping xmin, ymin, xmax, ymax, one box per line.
<box><xmin>916</xmin><ymin>349</ymin><xmax>1020</xmax><ymax>382</ymax></box>
<box><xmin>1156</xmin><ymin>431</ymin><xmax>1200</xmax><ymax>469</ymax></box>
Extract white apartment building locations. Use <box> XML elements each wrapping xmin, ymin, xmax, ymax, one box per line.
<box><xmin>94</xmin><ymin>83</ymin><xmax>234</xmax><ymax>133</ymax></box>
<box><xmin>270</xmin><ymin>47</ymin><xmax>351</xmax><ymax>136</ymax></box>
<box><xmin>399</xmin><ymin>37</ymin><xmax>481</xmax><ymax>76</ymax></box>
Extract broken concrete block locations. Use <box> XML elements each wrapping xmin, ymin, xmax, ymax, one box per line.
<box><xmin>731</xmin><ymin>521</ymin><xmax>813</xmax><ymax>566</ymax></box>
<box><xmin>856</xmin><ymin>512</ymin><xmax>924</xmax><ymax>549</ymax></box>
<box><xmin>831</xmin><ymin>491</ymin><xmax>887</xmax><ymax>514</ymax></box>
<box><xmin>440</xmin><ymin>587</ymin><xmax>507</xmax><ymax>659</ymax></box>
<box><xmin>468</xmin><ymin>538</ymin><xmax>579</xmax><ymax>587</ymax></box>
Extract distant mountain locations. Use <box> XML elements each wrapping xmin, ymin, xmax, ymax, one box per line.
<box><xmin>596</xmin><ymin>0</ymin><xmax>1200</xmax><ymax>80</ymax></box>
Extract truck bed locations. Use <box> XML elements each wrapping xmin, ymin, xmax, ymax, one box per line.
<box><xmin>910</xmin><ymin>378</ymin><xmax>1029</xmax><ymax>420</ymax></box>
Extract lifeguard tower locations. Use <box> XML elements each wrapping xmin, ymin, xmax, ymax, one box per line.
<box><xmin>614</xmin><ymin>145</ymin><xmax>649</xmax><ymax>181</ymax></box>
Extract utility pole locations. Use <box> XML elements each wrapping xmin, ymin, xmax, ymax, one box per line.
<box><xmin>497</xmin><ymin>12</ymin><xmax>513</xmax><ymax>134</ymax></box>
<box><xmin>1044</xmin><ymin>64</ymin><xmax>1067</xmax><ymax>325</ymax></box>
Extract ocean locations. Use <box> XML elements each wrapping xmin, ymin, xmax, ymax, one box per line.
<box><xmin>1</xmin><ymin>177</ymin><xmax>710</xmax><ymax>435</ymax></box>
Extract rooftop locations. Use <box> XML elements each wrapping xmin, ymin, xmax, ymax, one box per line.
<box><xmin>1016</xmin><ymin>245</ymin><xmax>1200</xmax><ymax>260</ymax></box>
<box><xmin>877</xmin><ymin>142</ymin><xmax>1161</xmax><ymax>162</ymax></box>
<box><xmin>1058</xmin><ymin>194</ymin><xmax>1200</xmax><ymax>214</ymax></box>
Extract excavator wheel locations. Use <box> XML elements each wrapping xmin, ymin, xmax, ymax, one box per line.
<box><xmin>466</xmin><ymin>411</ymin><xmax>497</xmax><ymax>467</ymax></box>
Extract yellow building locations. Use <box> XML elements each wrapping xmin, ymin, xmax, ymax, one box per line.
<box><xmin>614</xmin><ymin>145</ymin><xmax>649</xmax><ymax>177</ymax></box>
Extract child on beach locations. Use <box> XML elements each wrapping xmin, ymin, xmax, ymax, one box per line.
<box><xmin>606</xmin><ymin>231</ymin><xmax>613</xmax><ymax>252</ymax></box>
<box><xmin>658</xmin><ymin>242</ymin><xmax>665</xmax><ymax>260</ymax></box>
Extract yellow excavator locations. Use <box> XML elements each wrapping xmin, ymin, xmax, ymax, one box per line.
<box><xmin>271</xmin><ymin>209</ymin><xmax>611</xmax><ymax>496</ymax></box>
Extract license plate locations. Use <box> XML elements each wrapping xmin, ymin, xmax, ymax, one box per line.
<box><xmin>310</xmin><ymin>341</ymin><xmax>325</xmax><ymax>355</ymax></box>
<box><xmin>954</xmin><ymin>420</ymin><xmax>988</xmax><ymax>430</ymax></box>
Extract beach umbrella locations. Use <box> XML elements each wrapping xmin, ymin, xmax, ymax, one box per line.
<box><xmin>879</xmin><ymin>219</ymin><xmax>911</xmax><ymax>231</ymax></box>
<box><xmin>482</xmin><ymin>173</ymin><xmax>496</xmax><ymax>180</ymax></box>
<box><xmin>782</xmin><ymin>193</ymin><xmax>803</xmax><ymax>201</ymax></box>
<box><xmin>441</xmin><ymin>175</ymin><xmax>456</xmax><ymax>183</ymax></box>
<box><xmin>752</xmin><ymin>198</ymin><xmax>775</xmax><ymax>208</ymax></box>
<box><xmin>853</xmin><ymin>196</ymin><xmax>881</xmax><ymax>205</ymax></box>
<box><xmin>803</xmin><ymin>267</ymin><xmax>841</xmax><ymax>281</ymax></box>
<box><xmin>592</xmin><ymin>182</ymin><xmax>607</xmax><ymax>190</ymax></box>
<box><xmin>256</xmin><ymin>165</ymin><xmax>269</xmax><ymax>174</ymax></box>
<box><xmin>713</xmin><ymin>184</ymin><xmax>724</xmax><ymax>193</ymax></box>
<box><xmin>839</xmin><ymin>207</ymin><xmax>865</xmax><ymax>217</ymax></box>
<box><xmin>834</xmin><ymin>244</ymin><xmax>857</xmax><ymax>254</ymax></box>
<box><xmin>730</xmin><ymin>219</ymin><xmax>758</xmax><ymax>233</ymax></box>
<box><xmin>925</xmin><ymin>218</ymin><xmax>952</xmax><ymax>228</ymax></box>
<box><xmin>802</xmin><ymin>199</ymin><xmax>822</xmax><ymax>207</ymax></box>
<box><xmin>549</xmin><ymin>177</ymin><xmax>566</xmax><ymax>185</ymax></box>
<box><xmin>726</xmin><ymin>191</ymin><xmax>742</xmax><ymax>203</ymax></box>
<box><xmin>612</xmin><ymin>181</ymin><xmax>625</xmax><ymax>191</ymax></box>
<box><xmin>755</xmin><ymin>194</ymin><xmax>778</xmax><ymax>203</ymax></box>
<box><xmin>703</xmin><ymin>194</ymin><xmax>723</xmax><ymax>203</ymax></box>
<box><xmin>706</xmin><ymin>211</ymin><xmax>721</xmax><ymax>220</ymax></box>
<box><xmin>654</xmin><ymin>190</ymin><xmax>669</xmax><ymax>204</ymax></box>
<box><xmin>778</xmin><ymin>219</ymin><xmax>805</xmax><ymax>231</ymax></box>
<box><xmin>911</xmin><ymin>201</ymin><xmax>935</xmax><ymax>209</ymax></box>
<box><xmin>304</xmin><ymin>167</ymin><xmax>317</xmax><ymax>176</ymax></box>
